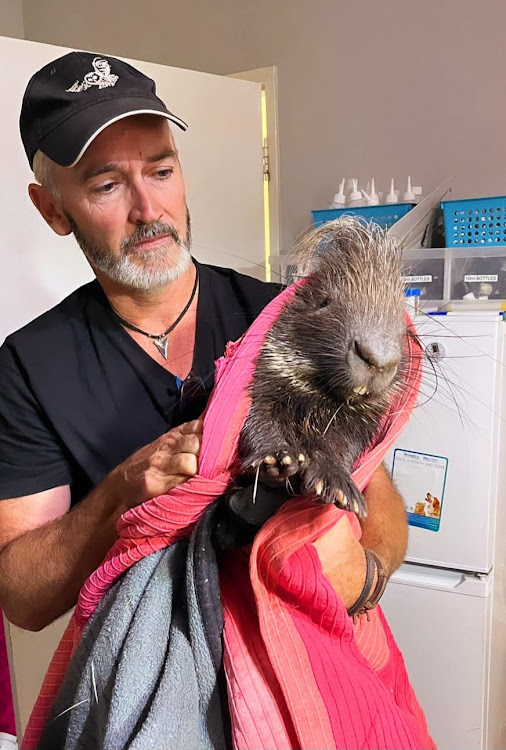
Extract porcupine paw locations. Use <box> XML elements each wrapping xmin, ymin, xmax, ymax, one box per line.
<box><xmin>301</xmin><ymin>463</ymin><xmax>368</xmax><ymax>519</ymax></box>
<box><xmin>242</xmin><ymin>448</ymin><xmax>309</xmax><ymax>489</ymax></box>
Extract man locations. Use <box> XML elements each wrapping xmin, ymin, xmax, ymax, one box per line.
<box><xmin>0</xmin><ymin>51</ymin><xmax>407</xmax><ymax>632</ymax></box>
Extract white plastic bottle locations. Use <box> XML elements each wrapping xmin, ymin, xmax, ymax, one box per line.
<box><xmin>403</xmin><ymin>176</ymin><xmax>416</xmax><ymax>203</ymax></box>
<box><xmin>348</xmin><ymin>178</ymin><xmax>365</xmax><ymax>207</ymax></box>
<box><xmin>386</xmin><ymin>178</ymin><xmax>399</xmax><ymax>204</ymax></box>
<box><xmin>329</xmin><ymin>178</ymin><xmax>346</xmax><ymax>209</ymax></box>
<box><xmin>361</xmin><ymin>178</ymin><xmax>379</xmax><ymax>206</ymax></box>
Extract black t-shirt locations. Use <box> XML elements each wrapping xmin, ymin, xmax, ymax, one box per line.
<box><xmin>0</xmin><ymin>261</ymin><xmax>281</xmax><ymax>506</ymax></box>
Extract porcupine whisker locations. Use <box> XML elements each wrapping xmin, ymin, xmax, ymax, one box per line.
<box><xmin>426</xmin><ymin>368</ymin><xmax>502</xmax><ymax>429</ymax></box>
<box><xmin>252</xmin><ymin>463</ymin><xmax>260</xmax><ymax>504</ymax></box>
<box><xmin>415</xmin><ymin>307</ymin><xmax>506</xmax><ymax>372</ymax></box>
<box><xmin>50</xmin><ymin>699</ymin><xmax>90</xmax><ymax>723</ymax></box>
<box><xmin>322</xmin><ymin>402</ymin><xmax>345</xmax><ymax>436</ymax></box>
<box><xmin>414</xmin><ymin>351</ymin><xmax>468</xmax><ymax>427</ymax></box>
<box><xmin>91</xmin><ymin>661</ymin><xmax>99</xmax><ymax>704</ymax></box>
<box><xmin>392</xmin><ymin>377</ymin><xmax>461</xmax><ymax>419</ymax></box>
<box><xmin>395</xmin><ymin>370</ymin><xmax>472</xmax><ymax>424</ymax></box>
<box><xmin>191</xmin><ymin>241</ymin><xmax>286</xmax><ymax>284</ymax></box>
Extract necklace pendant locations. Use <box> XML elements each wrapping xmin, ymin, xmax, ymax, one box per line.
<box><xmin>153</xmin><ymin>334</ymin><xmax>169</xmax><ymax>359</ymax></box>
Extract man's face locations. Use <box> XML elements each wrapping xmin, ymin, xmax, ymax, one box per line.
<box><xmin>54</xmin><ymin>114</ymin><xmax>191</xmax><ymax>291</ymax></box>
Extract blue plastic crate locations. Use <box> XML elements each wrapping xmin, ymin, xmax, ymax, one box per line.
<box><xmin>441</xmin><ymin>196</ymin><xmax>506</xmax><ymax>247</ymax></box>
<box><xmin>311</xmin><ymin>203</ymin><xmax>414</xmax><ymax>230</ymax></box>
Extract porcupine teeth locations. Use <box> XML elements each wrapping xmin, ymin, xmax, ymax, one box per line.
<box><xmin>353</xmin><ymin>385</ymin><xmax>369</xmax><ymax>396</ymax></box>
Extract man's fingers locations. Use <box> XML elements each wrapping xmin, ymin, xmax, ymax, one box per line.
<box><xmin>178</xmin><ymin>418</ymin><xmax>204</xmax><ymax>436</ymax></box>
<box><xmin>173</xmin><ymin>433</ymin><xmax>202</xmax><ymax>457</ymax></box>
<box><xmin>152</xmin><ymin>450</ymin><xmax>198</xmax><ymax>478</ymax></box>
<box><xmin>173</xmin><ymin>452</ymin><xmax>198</xmax><ymax>477</ymax></box>
<box><xmin>158</xmin><ymin>430</ymin><xmax>202</xmax><ymax>457</ymax></box>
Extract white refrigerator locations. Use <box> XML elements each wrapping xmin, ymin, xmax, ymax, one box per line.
<box><xmin>381</xmin><ymin>312</ymin><xmax>506</xmax><ymax>750</ymax></box>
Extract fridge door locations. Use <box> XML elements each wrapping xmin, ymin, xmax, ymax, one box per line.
<box><xmin>386</xmin><ymin>313</ymin><xmax>504</xmax><ymax>573</ymax></box>
<box><xmin>381</xmin><ymin>563</ymin><xmax>492</xmax><ymax>750</ymax></box>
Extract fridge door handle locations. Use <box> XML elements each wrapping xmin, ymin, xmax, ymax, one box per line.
<box><xmin>389</xmin><ymin>566</ymin><xmax>465</xmax><ymax>590</ymax></box>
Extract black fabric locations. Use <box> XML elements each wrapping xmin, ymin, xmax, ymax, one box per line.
<box><xmin>0</xmin><ymin>261</ymin><xmax>280</xmax><ymax>506</ymax></box>
<box><xmin>191</xmin><ymin>500</ymin><xmax>232</xmax><ymax>747</ymax></box>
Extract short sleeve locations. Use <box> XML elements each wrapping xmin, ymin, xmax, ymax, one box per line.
<box><xmin>0</xmin><ymin>342</ymin><xmax>71</xmax><ymax>499</ymax></box>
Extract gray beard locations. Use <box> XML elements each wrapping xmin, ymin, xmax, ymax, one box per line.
<box><xmin>66</xmin><ymin>212</ymin><xmax>193</xmax><ymax>291</ymax></box>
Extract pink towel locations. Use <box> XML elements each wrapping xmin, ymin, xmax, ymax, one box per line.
<box><xmin>23</xmin><ymin>280</ymin><xmax>433</xmax><ymax>749</ymax></box>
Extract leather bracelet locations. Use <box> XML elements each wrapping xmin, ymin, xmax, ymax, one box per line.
<box><xmin>363</xmin><ymin>549</ymin><xmax>389</xmax><ymax>612</ymax></box>
<box><xmin>347</xmin><ymin>548</ymin><xmax>376</xmax><ymax>618</ymax></box>
<box><xmin>347</xmin><ymin>549</ymin><xmax>389</xmax><ymax>619</ymax></box>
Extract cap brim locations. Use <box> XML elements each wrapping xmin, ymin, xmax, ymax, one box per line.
<box><xmin>39</xmin><ymin>96</ymin><xmax>188</xmax><ymax>167</ymax></box>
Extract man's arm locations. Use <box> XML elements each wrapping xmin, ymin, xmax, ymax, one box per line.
<box><xmin>0</xmin><ymin>419</ymin><xmax>202</xmax><ymax>631</ymax></box>
<box><xmin>313</xmin><ymin>463</ymin><xmax>407</xmax><ymax>610</ymax></box>
<box><xmin>361</xmin><ymin>462</ymin><xmax>408</xmax><ymax>576</ymax></box>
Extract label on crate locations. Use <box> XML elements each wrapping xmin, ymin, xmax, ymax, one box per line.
<box><xmin>391</xmin><ymin>449</ymin><xmax>448</xmax><ymax>533</ymax></box>
<box><xmin>464</xmin><ymin>274</ymin><xmax>498</xmax><ymax>282</ymax></box>
<box><xmin>402</xmin><ymin>275</ymin><xmax>432</xmax><ymax>283</ymax></box>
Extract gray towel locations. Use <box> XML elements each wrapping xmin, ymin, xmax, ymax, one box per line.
<box><xmin>37</xmin><ymin>504</ymin><xmax>228</xmax><ymax>750</ymax></box>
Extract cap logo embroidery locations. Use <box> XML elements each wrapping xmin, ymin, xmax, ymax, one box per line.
<box><xmin>66</xmin><ymin>57</ymin><xmax>119</xmax><ymax>93</ymax></box>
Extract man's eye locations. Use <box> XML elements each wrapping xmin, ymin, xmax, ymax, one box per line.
<box><xmin>93</xmin><ymin>182</ymin><xmax>116</xmax><ymax>194</ymax></box>
<box><xmin>156</xmin><ymin>168</ymin><xmax>173</xmax><ymax>179</ymax></box>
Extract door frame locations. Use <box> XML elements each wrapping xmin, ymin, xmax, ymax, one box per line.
<box><xmin>228</xmin><ymin>66</ymin><xmax>280</xmax><ymax>281</ymax></box>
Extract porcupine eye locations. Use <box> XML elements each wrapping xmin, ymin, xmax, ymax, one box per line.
<box><xmin>308</xmin><ymin>291</ymin><xmax>331</xmax><ymax>312</ymax></box>
<box><xmin>318</xmin><ymin>295</ymin><xmax>331</xmax><ymax>309</ymax></box>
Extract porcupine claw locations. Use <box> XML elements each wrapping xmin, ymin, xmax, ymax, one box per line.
<box><xmin>244</xmin><ymin>448</ymin><xmax>309</xmax><ymax>487</ymax></box>
<box><xmin>336</xmin><ymin>489</ymin><xmax>348</xmax><ymax>508</ymax></box>
<box><xmin>300</xmin><ymin>461</ymin><xmax>368</xmax><ymax>518</ymax></box>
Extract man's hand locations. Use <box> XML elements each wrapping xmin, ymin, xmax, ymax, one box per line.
<box><xmin>361</xmin><ymin>463</ymin><xmax>408</xmax><ymax>577</ymax></box>
<box><xmin>312</xmin><ymin>464</ymin><xmax>407</xmax><ymax>611</ymax></box>
<box><xmin>0</xmin><ymin>418</ymin><xmax>204</xmax><ymax>630</ymax></box>
<box><xmin>313</xmin><ymin>515</ymin><xmax>371</xmax><ymax>610</ymax></box>
<box><xmin>109</xmin><ymin>418</ymin><xmax>203</xmax><ymax>513</ymax></box>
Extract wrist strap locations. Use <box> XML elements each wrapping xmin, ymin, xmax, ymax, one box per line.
<box><xmin>347</xmin><ymin>549</ymin><xmax>389</xmax><ymax>619</ymax></box>
<box><xmin>347</xmin><ymin>549</ymin><xmax>376</xmax><ymax>618</ymax></box>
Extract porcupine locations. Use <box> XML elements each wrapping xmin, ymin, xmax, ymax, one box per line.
<box><xmin>215</xmin><ymin>217</ymin><xmax>414</xmax><ymax>547</ymax></box>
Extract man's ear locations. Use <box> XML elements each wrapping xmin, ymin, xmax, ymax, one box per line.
<box><xmin>28</xmin><ymin>183</ymin><xmax>72</xmax><ymax>236</ymax></box>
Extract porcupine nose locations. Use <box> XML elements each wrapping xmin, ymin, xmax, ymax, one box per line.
<box><xmin>348</xmin><ymin>337</ymin><xmax>401</xmax><ymax>394</ymax></box>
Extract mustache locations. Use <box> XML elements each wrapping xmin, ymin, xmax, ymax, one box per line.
<box><xmin>122</xmin><ymin>221</ymin><xmax>183</xmax><ymax>252</ymax></box>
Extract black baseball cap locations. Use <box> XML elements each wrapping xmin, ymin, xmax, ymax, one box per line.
<box><xmin>20</xmin><ymin>51</ymin><xmax>188</xmax><ymax>169</ymax></box>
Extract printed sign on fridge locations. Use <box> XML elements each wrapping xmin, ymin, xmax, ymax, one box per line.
<box><xmin>391</xmin><ymin>449</ymin><xmax>448</xmax><ymax>532</ymax></box>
